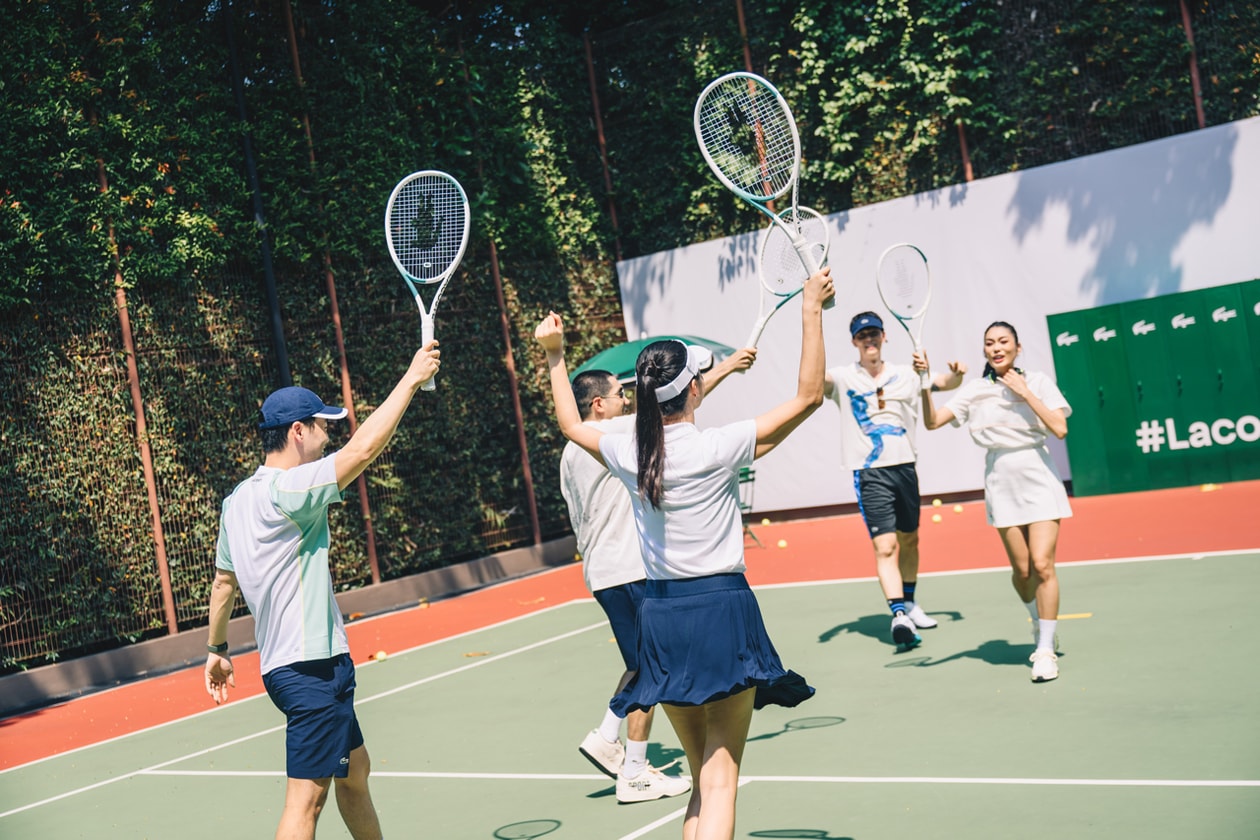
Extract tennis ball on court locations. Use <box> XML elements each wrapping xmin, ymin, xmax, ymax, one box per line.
<box><xmin>761</xmin><ymin>517</ymin><xmax>771</xmax><ymax>526</ymax></box>
<box><xmin>932</xmin><ymin>498</ymin><xmax>942</xmax><ymax>507</ymax></box>
<box><xmin>953</xmin><ymin>504</ymin><xmax>964</xmax><ymax>514</ymax></box>
<box><xmin>373</xmin><ymin>650</ymin><xmax>388</xmax><ymax>661</ymax></box>
<box><xmin>777</xmin><ymin>539</ymin><xmax>788</xmax><ymax>549</ymax></box>
<box><xmin>931</xmin><ymin>513</ymin><xmax>943</xmax><ymax>523</ymax></box>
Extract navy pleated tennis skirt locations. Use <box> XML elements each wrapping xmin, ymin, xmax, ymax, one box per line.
<box><xmin>610</xmin><ymin>573</ymin><xmax>814</xmax><ymax>714</ymax></box>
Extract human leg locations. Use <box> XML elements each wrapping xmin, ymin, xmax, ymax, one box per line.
<box><xmin>276</xmin><ymin>777</ymin><xmax>331</xmax><ymax>840</ymax></box>
<box><xmin>663</xmin><ymin>689</ymin><xmax>756</xmax><ymax>840</ymax></box>
<box><xmin>333</xmin><ymin>744</ymin><xmax>382</xmax><ymax>840</ymax></box>
<box><xmin>997</xmin><ymin>524</ymin><xmax>1037</xmax><ymax>603</ymax></box>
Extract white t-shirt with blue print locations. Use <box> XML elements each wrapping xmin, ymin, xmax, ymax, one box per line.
<box><xmin>827</xmin><ymin>361</ymin><xmax>920</xmax><ymax>471</ymax></box>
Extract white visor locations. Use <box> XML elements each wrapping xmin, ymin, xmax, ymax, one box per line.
<box><xmin>653</xmin><ymin>342</ymin><xmax>714</xmax><ymax>402</ymax></box>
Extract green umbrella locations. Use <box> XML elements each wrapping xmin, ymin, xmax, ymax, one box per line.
<box><xmin>570</xmin><ymin>335</ymin><xmax>737</xmax><ymax>383</ymax></box>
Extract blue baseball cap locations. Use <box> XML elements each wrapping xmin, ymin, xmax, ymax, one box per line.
<box><xmin>258</xmin><ymin>386</ymin><xmax>348</xmax><ymax>429</ymax></box>
<box><xmin>849</xmin><ymin>313</ymin><xmax>884</xmax><ymax>337</ymax></box>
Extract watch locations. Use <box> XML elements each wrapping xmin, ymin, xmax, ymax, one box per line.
<box><xmin>207</xmin><ymin>641</ymin><xmax>229</xmax><ymax>654</ymax></box>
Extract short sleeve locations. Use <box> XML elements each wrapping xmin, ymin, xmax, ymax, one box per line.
<box><xmin>944</xmin><ymin>380</ymin><xmax>979</xmax><ymax>427</ymax></box>
<box><xmin>712</xmin><ymin>419</ymin><xmax>757</xmax><ymax>469</ymax></box>
<box><xmin>1030</xmin><ymin>372</ymin><xmax>1072</xmax><ymax>418</ymax></box>
<box><xmin>271</xmin><ymin>454</ymin><xmax>343</xmax><ymax>523</ymax></box>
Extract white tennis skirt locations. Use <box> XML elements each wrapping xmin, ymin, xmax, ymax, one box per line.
<box><xmin>983</xmin><ymin>445</ymin><xmax>1073</xmax><ymax>528</ymax></box>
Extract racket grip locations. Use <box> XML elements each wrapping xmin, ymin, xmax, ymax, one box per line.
<box><xmin>791</xmin><ymin>235</ymin><xmax>835</xmax><ymax>310</ymax></box>
<box><xmin>421</xmin><ymin>316</ymin><xmax>437</xmax><ymax>392</ymax></box>
<box><xmin>919</xmin><ymin>370</ymin><xmax>931</xmax><ymax>390</ymax></box>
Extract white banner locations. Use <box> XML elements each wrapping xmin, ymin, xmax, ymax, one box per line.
<box><xmin>615</xmin><ymin>117</ymin><xmax>1260</xmax><ymax>511</ymax></box>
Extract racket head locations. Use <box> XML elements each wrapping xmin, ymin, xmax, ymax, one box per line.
<box><xmin>876</xmin><ymin>242</ymin><xmax>932</xmax><ymax>324</ymax></box>
<box><xmin>384</xmin><ymin>170</ymin><xmax>470</xmax><ymax>286</ymax></box>
<box><xmin>758</xmin><ymin>205</ymin><xmax>829</xmax><ymax>297</ymax></box>
<box><xmin>694</xmin><ymin>72</ymin><xmax>801</xmax><ymax>202</ymax></box>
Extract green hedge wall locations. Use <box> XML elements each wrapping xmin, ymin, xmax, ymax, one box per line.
<box><xmin>1</xmin><ymin>0</ymin><xmax>1256</xmax><ymax>671</ymax></box>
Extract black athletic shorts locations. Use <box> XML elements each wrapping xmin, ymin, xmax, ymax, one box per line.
<box><xmin>855</xmin><ymin>462</ymin><xmax>921</xmax><ymax>537</ymax></box>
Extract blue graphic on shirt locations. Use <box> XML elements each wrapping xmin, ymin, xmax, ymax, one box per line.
<box><xmin>847</xmin><ymin>377</ymin><xmax>907</xmax><ymax>524</ymax></box>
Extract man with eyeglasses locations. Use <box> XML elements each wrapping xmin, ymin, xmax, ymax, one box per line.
<box><xmin>823</xmin><ymin>312</ymin><xmax>965</xmax><ymax>651</ymax></box>
<box><xmin>564</xmin><ymin>347</ymin><xmax>754</xmax><ymax>804</ymax></box>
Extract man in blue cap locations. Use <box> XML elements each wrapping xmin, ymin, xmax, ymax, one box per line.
<box><xmin>203</xmin><ymin>341</ymin><xmax>440</xmax><ymax>840</ymax></box>
<box><xmin>824</xmin><ymin>312</ymin><xmax>965</xmax><ymax>651</ymax></box>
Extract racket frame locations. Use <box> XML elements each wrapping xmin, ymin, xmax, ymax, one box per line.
<box><xmin>384</xmin><ymin>170</ymin><xmax>471</xmax><ymax>391</ymax></box>
<box><xmin>875</xmin><ymin>242</ymin><xmax>933</xmax><ymax>389</ymax></box>
<box><xmin>694</xmin><ymin>72</ymin><xmax>832</xmax><ymax>305</ymax></box>
<box><xmin>747</xmin><ymin>205</ymin><xmax>830</xmax><ymax>347</ymax></box>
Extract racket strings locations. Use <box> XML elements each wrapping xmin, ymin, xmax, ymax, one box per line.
<box><xmin>761</xmin><ymin>207</ymin><xmax>827</xmax><ymax>295</ymax></box>
<box><xmin>697</xmin><ymin>79</ymin><xmax>796</xmax><ymax>199</ymax></box>
<box><xmin>878</xmin><ymin>249</ymin><xmax>930</xmax><ymax>318</ymax></box>
<box><xmin>387</xmin><ymin>178</ymin><xmax>467</xmax><ymax>282</ymax></box>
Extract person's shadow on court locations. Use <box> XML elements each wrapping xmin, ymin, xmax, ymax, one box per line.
<box><xmin>914</xmin><ymin>639</ymin><xmax>1033</xmax><ymax>669</ymax></box>
<box><xmin>818</xmin><ymin>611</ymin><xmax>964</xmax><ymax>650</ymax></box>
<box><xmin>749</xmin><ymin>830</ymin><xmax>855</xmax><ymax>839</ymax></box>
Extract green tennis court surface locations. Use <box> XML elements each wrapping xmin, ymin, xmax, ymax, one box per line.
<box><xmin>2</xmin><ymin>551</ymin><xmax>1257</xmax><ymax>838</ymax></box>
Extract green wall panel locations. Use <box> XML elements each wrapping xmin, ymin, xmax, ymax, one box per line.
<box><xmin>1048</xmin><ymin>279</ymin><xmax>1260</xmax><ymax>495</ymax></box>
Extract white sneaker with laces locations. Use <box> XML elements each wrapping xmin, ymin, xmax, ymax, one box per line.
<box><xmin>890</xmin><ymin>613</ymin><xmax>921</xmax><ymax>650</ymax></box>
<box><xmin>578</xmin><ymin>729</ymin><xmax>624</xmax><ymax>779</ymax></box>
<box><xmin>616</xmin><ymin>762</ymin><xmax>691</xmax><ymax>804</ymax></box>
<box><xmin>905</xmin><ymin>603</ymin><xmax>938</xmax><ymax>629</ymax></box>
<box><xmin>1029</xmin><ymin>649</ymin><xmax>1059</xmax><ymax>682</ymax></box>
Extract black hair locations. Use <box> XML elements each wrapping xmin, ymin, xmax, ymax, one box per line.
<box><xmin>571</xmin><ymin>369</ymin><xmax>618</xmax><ymax>421</ymax></box>
<box><xmin>633</xmin><ymin>341</ymin><xmax>694</xmax><ymax>509</ymax></box>
<box><xmin>981</xmin><ymin>321</ymin><xmax>1020</xmax><ymax>380</ymax></box>
<box><xmin>259</xmin><ymin>417</ymin><xmax>316</xmax><ymax>453</ymax></box>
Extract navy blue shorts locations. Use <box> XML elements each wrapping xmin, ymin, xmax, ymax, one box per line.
<box><xmin>262</xmin><ymin>653</ymin><xmax>364</xmax><ymax>779</ymax></box>
<box><xmin>593</xmin><ymin>580</ymin><xmax>647</xmax><ymax>671</ymax></box>
<box><xmin>856</xmin><ymin>462</ymin><xmax>921</xmax><ymax>537</ymax></box>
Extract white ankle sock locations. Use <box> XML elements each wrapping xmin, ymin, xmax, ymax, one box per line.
<box><xmin>1023</xmin><ymin>600</ymin><xmax>1039</xmax><ymax>621</ymax></box>
<box><xmin>598</xmin><ymin>707</ymin><xmax>623</xmax><ymax>744</ymax></box>
<box><xmin>622</xmin><ymin>739</ymin><xmax>648</xmax><ymax>778</ymax></box>
<box><xmin>1037</xmin><ymin>619</ymin><xmax>1058</xmax><ymax>652</ymax></box>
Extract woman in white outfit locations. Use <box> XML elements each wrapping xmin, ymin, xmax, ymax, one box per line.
<box><xmin>536</xmin><ymin>267</ymin><xmax>833</xmax><ymax>840</ymax></box>
<box><xmin>916</xmin><ymin>321</ymin><xmax>1071</xmax><ymax>683</ymax></box>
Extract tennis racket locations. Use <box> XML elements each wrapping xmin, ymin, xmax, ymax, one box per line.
<box><xmin>384</xmin><ymin>170</ymin><xmax>470</xmax><ymax>391</ymax></box>
<box><xmin>694</xmin><ymin>71</ymin><xmax>834</xmax><ymax>311</ymax></box>
<box><xmin>876</xmin><ymin>243</ymin><xmax>933</xmax><ymax>389</ymax></box>
<box><xmin>747</xmin><ymin>205</ymin><xmax>830</xmax><ymax>347</ymax></box>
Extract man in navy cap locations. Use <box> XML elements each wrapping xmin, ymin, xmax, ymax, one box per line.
<box><xmin>204</xmin><ymin>342</ymin><xmax>440</xmax><ymax>840</ymax></box>
<box><xmin>824</xmin><ymin>312</ymin><xmax>965</xmax><ymax>651</ymax></box>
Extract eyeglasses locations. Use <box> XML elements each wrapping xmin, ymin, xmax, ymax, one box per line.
<box><xmin>591</xmin><ymin>388</ymin><xmax>628</xmax><ymax>405</ymax></box>
<box><xmin>875</xmin><ymin>387</ymin><xmax>885</xmax><ymax>410</ymax></box>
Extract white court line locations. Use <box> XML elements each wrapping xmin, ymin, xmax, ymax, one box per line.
<box><xmin>0</xmin><ymin>597</ymin><xmax>590</xmax><ymax>776</ymax></box>
<box><xmin>5</xmin><ymin>549</ymin><xmax>1258</xmax><ymax>821</ymax></box>
<box><xmin>141</xmin><ymin>768</ymin><xmax>1260</xmax><ymax>787</ymax></box>
<box><xmin>0</xmin><ymin>618</ymin><xmax>605</xmax><ymax>820</ymax></box>
<box><xmin>752</xmin><ymin>547</ymin><xmax>1260</xmax><ymax>591</ymax></box>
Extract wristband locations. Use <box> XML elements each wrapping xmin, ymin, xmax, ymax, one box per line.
<box><xmin>207</xmin><ymin>641</ymin><xmax>229</xmax><ymax>654</ymax></box>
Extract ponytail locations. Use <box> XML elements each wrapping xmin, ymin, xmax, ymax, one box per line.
<box><xmin>634</xmin><ymin>341</ymin><xmax>690</xmax><ymax>509</ymax></box>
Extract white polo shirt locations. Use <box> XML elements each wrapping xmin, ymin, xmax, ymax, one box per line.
<box><xmin>599</xmin><ymin>419</ymin><xmax>756</xmax><ymax>580</ymax></box>
<box><xmin>945</xmin><ymin>371</ymin><xmax>1072</xmax><ymax>450</ymax></box>
<box><xmin>215</xmin><ymin>454</ymin><xmax>349</xmax><ymax>675</ymax></box>
<box><xmin>560</xmin><ymin>414</ymin><xmax>645</xmax><ymax>592</ymax></box>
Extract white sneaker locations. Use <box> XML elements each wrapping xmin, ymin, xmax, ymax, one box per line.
<box><xmin>1029</xmin><ymin>649</ymin><xmax>1059</xmax><ymax>682</ymax></box>
<box><xmin>890</xmin><ymin>613</ymin><xmax>921</xmax><ymax>650</ymax></box>
<box><xmin>578</xmin><ymin>729</ymin><xmax>624</xmax><ymax>778</ymax></box>
<box><xmin>905</xmin><ymin>603</ymin><xmax>938</xmax><ymax>629</ymax></box>
<box><xmin>616</xmin><ymin>763</ymin><xmax>691</xmax><ymax>804</ymax></box>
